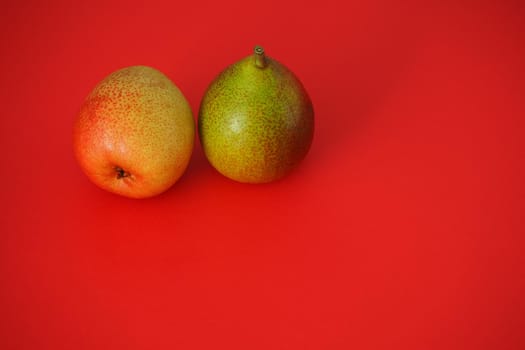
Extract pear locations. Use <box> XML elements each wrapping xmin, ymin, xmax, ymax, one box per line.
<box><xmin>198</xmin><ymin>46</ymin><xmax>314</xmax><ymax>183</ymax></box>
<box><xmin>73</xmin><ymin>66</ymin><xmax>194</xmax><ymax>198</ymax></box>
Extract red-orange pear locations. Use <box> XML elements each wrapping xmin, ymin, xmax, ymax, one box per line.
<box><xmin>73</xmin><ymin>66</ymin><xmax>194</xmax><ymax>198</ymax></box>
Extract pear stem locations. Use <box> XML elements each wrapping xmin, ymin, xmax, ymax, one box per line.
<box><xmin>254</xmin><ymin>45</ymin><xmax>266</xmax><ymax>69</ymax></box>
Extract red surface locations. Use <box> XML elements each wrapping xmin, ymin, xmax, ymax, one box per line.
<box><xmin>1</xmin><ymin>0</ymin><xmax>524</xmax><ymax>349</ymax></box>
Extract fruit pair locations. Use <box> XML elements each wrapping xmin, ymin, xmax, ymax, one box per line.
<box><xmin>73</xmin><ymin>46</ymin><xmax>314</xmax><ymax>198</ymax></box>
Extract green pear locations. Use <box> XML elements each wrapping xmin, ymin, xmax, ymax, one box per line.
<box><xmin>198</xmin><ymin>46</ymin><xmax>314</xmax><ymax>183</ymax></box>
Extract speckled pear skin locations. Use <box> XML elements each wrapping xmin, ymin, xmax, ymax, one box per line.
<box><xmin>73</xmin><ymin>66</ymin><xmax>195</xmax><ymax>198</ymax></box>
<box><xmin>198</xmin><ymin>48</ymin><xmax>314</xmax><ymax>183</ymax></box>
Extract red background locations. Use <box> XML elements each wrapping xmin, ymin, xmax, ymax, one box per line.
<box><xmin>1</xmin><ymin>0</ymin><xmax>524</xmax><ymax>349</ymax></box>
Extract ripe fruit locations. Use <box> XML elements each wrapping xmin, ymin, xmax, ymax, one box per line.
<box><xmin>73</xmin><ymin>66</ymin><xmax>194</xmax><ymax>198</ymax></box>
<box><xmin>198</xmin><ymin>46</ymin><xmax>314</xmax><ymax>183</ymax></box>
